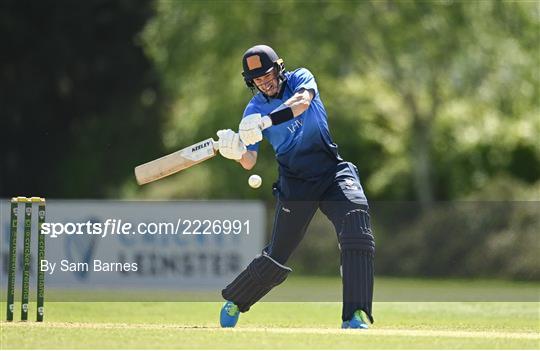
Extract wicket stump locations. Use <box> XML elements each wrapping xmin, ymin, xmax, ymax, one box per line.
<box><xmin>6</xmin><ymin>196</ymin><xmax>46</xmax><ymax>322</ymax></box>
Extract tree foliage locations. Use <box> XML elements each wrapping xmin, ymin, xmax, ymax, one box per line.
<box><xmin>1</xmin><ymin>0</ymin><xmax>164</xmax><ymax>197</ymax></box>
<box><xmin>139</xmin><ymin>0</ymin><xmax>539</xmax><ymax>202</ymax></box>
<box><xmin>2</xmin><ymin>1</ymin><xmax>538</xmax><ymax>201</ymax></box>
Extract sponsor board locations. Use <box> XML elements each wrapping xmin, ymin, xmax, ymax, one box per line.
<box><xmin>0</xmin><ymin>200</ymin><xmax>265</xmax><ymax>291</ymax></box>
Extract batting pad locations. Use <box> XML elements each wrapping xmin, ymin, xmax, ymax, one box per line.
<box><xmin>222</xmin><ymin>252</ymin><xmax>292</xmax><ymax>312</ymax></box>
<box><xmin>339</xmin><ymin>209</ymin><xmax>375</xmax><ymax>323</ymax></box>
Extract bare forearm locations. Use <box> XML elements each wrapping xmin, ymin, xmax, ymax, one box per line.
<box><xmin>259</xmin><ymin>89</ymin><xmax>314</xmax><ymax>129</ymax></box>
<box><xmin>284</xmin><ymin>89</ymin><xmax>314</xmax><ymax>117</ymax></box>
<box><xmin>237</xmin><ymin>150</ymin><xmax>257</xmax><ymax>170</ymax></box>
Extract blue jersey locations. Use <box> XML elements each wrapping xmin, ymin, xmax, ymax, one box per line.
<box><xmin>242</xmin><ymin>68</ymin><xmax>342</xmax><ymax>180</ymax></box>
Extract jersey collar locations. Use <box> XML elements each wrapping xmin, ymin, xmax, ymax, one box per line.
<box><xmin>275</xmin><ymin>78</ymin><xmax>287</xmax><ymax>100</ymax></box>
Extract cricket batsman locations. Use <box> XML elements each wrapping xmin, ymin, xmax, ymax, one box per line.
<box><xmin>216</xmin><ymin>45</ymin><xmax>375</xmax><ymax>329</ymax></box>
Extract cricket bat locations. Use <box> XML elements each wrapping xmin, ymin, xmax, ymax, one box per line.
<box><xmin>134</xmin><ymin>138</ymin><xmax>218</xmax><ymax>185</ymax></box>
<box><xmin>135</xmin><ymin>119</ymin><xmax>272</xmax><ymax>185</ymax></box>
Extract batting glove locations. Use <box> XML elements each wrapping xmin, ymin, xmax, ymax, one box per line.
<box><xmin>217</xmin><ymin>129</ymin><xmax>246</xmax><ymax>160</ymax></box>
<box><xmin>239</xmin><ymin>113</ymin><xmax>270</xmax><ymax>146</ymax></box>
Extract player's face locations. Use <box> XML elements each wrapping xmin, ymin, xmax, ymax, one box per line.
<box><xmin>253</xmin><ymin>70</ymin><xmax>279</xmax><ymax>97</ymax></box>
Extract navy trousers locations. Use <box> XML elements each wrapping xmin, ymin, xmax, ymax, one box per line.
<box><xmin>265</xmin><ymin>161</ymin><xmax>369</xmax><ymax>264</ymax></box>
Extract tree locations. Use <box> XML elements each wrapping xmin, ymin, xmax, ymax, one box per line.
<box><xmin>1</xmin><ymin>0</ymin><xmax>165</xmax><ymax>198</ymax></box>
<box><xmin>139</xmin><ymin>0</ymin><xmax>539</xmax><ymax>202</ymax></box>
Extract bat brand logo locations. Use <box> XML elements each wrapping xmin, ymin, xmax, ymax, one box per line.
<box><xmin>192</xmin><ymin>141</ymin><xmax>212</xmax><ymax>152</ymax></box>
<box><xmin>135</xmin><ymin>137</ymin><xmax>217</xmax><ymax>185</ymax></box>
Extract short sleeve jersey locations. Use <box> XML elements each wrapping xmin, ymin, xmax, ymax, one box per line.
<box><xmin>242</xmin><ymin>68</ymin><xmax>342</xmax><ymax>180</ymax></box>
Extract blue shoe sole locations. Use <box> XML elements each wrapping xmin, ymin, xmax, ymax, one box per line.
<box><xmin>342</xmin><ymin>322</ymin><xmax>369</xmax><ymax>329</ymax></box>
<box><xmin>342</xmin><ymin>311</ymin><xmax>369</xmax><ymax>329</ymax></box>
<box><xmin>220</xmin><ymin>302</ymin><xmax>239</xmax><ymax>328</ymax></box>
<box><xmin>349</xmin><ymin>319</ymin><xmax>369</xmax><ymax>329</ymax></box>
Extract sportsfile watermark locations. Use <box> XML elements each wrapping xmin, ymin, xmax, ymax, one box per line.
<box><xmin>41</xmin><ymin>218</ymin><xmax>252</xmax><ymax>238</ymax></box>
<box><xmin>1</xmin><ymin>200</ymin><xmax>266</xmax><ymax>299</ymax></box>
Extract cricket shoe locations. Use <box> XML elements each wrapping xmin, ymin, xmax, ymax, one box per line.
<box><xmin>220</xmin><ymin>301</ymin><xmax>240</xmax><ymax>328</ymax></box>
<box><xmin>341</xmin><ymin>310</ymin><xmax>369</xmax><ymax>329</ymax></box>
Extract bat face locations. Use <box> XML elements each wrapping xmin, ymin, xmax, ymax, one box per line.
<box><xmin>134</xmin><ymin>138</ymin><xmax>217</xmax><ymax>185</ymax></box>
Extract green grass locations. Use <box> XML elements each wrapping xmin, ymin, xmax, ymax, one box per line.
<box><xmin>4</xmin><ymin>276</ymin><xmax>537</xmax><ymax>302</ymax></box>
<box><xmin>1</xmin><ymin>277</ymin><xmax>539</xmax><ymax>349</ymax></box>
